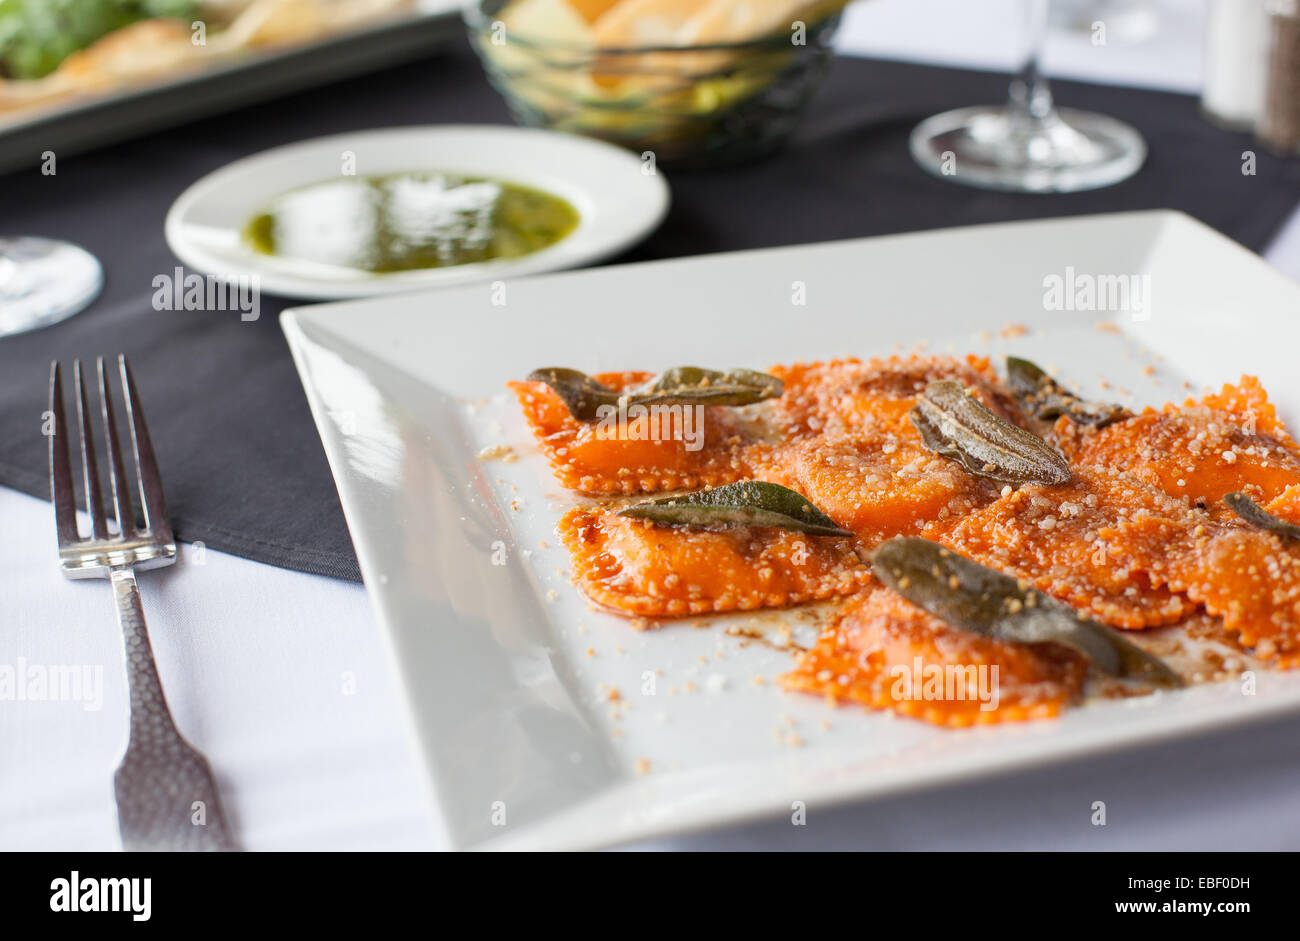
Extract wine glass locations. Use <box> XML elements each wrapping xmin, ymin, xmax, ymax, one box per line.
<box><xmin>910</xmin><ymin>0</ymin><xmax>1147</xmax><ymax>193</ymax></box>
<box><xmin>0</xmin><ymin>237</ymin><xmax>103</xmax><ymax>337</ymax></box>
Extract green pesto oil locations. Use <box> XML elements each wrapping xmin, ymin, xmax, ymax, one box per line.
<box><xmin>242</xmin><ymin>172</ymin><xmax>579</xmax><ymax>273</ymax></box>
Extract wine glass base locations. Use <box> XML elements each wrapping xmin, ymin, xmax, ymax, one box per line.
<box><xmin>0</xmin><ymin>237</ymin><xmax>103</xmax><ymax>337</ymax></box>
<box><xmin>910</xmin><ymin>105</ymin><xmax>1147</xmax><ymax>193</ymax></box>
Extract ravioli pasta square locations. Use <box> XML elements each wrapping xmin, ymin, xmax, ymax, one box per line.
<box><xmin>508</xmin><ymin>355</ymin><xmax>1300</xmax><ymax>726</ymax></box>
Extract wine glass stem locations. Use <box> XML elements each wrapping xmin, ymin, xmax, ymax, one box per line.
<box><xmin>1009</xmin><ymin>0</ymin><xmax>1055</xmax><ymax>123</ymax></box>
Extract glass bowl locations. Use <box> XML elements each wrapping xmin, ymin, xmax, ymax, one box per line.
<box><xmin>464</xmin><ymin>1</ymin><xmax>843</xmax><ymax>168</ymax></box>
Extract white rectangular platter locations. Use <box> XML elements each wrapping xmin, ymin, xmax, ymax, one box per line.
<box><xmin>282</xmin><ymin>210</ymin><xmax>1300</xmax><ymax>850</ymax></box>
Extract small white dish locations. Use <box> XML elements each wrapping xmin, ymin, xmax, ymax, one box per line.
<box><xmin>165</xmin><ymin>125</ymin><xmax>669</xmax><ymax>299</ymax></box>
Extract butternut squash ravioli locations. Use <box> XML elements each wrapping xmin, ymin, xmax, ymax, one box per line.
<box><xmin>508</xmin><ymin>356</ymin><xmax>1300</xmax><ymax>728</ymax></box>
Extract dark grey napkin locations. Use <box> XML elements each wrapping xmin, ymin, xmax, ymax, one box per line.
<box><xmin>1</xmin><ymin>40</ymin><xmax>1297</xmax><ymax>582</ymax></box>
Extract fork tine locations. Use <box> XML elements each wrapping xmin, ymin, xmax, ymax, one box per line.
<box><xmin>97</xmin><ymin>357</ymin><xmax>135</xmax><ymax>539</ymax></box>
<box><xmin>119</xmin><ymin>355</ymin><xmax>171</xmax><ymax>540</ymax></box>
<box><xmin>74</xmin><ymin>359</ymin><xmax>109</xmax><ymax>541</ymax></box>
<box><xmin>48</xmin><ymin>362</ymin><xmax>80</xmax><ymax>546</ymax></box>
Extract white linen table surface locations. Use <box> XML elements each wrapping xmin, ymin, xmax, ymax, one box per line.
<box><xmin>5</xmin><ymin>0</ymin><xmax>1300</xmax><ymax>851</ymax></box>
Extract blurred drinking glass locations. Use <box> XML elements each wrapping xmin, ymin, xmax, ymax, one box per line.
<box><xmin>910</xmin><ymin>0</ymin><xmax>1147</xmax><ymax>192</ymax></box>
<box><xmin>0</xmin><ymin>237</ymin><xmax>103</xmax><ymax>337</ymax></box>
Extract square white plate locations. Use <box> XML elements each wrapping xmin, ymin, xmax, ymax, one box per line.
<box><xmin>282</xmin><ymin>209</ymin><xmax>1300</xmax><ymax>850</ymax></box>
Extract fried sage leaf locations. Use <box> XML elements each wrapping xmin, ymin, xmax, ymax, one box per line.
<box><xmin>872</xmin><ymin>537</ymin><xmax>1182</xmax><ymax>688</ymax></box>
<box><xmin>526</xmin><ymin>368</ymin><xmax>623</xmax><ymax>421</ymax></box>
<box><xmin>527</xmin><ymin>366</ymin><xmax>783</xmax><ymax>422</ymax></box>
<box><xmin>617</xmin><ymin>481</ymin><xmax>853</xmax><ymax>537</ymax></box>
<box><xmin>910</xmin><ymin>379</ymin><xmax>1072</xmax><ymax>485</ymax></box>
<box><xmin>1225</xmin><ymin>492</ymin><xmax>1300</xmax><ymax>541</ymax></box>
<box><xmin>634</xmin><ymin>367</ymin><xmax>783</xmax><ymax>405</ymax></box>
<box><xmin>1006</xmin><ymin>356</ymin><xmax>1130</xmax><ymax>429</ymax></box>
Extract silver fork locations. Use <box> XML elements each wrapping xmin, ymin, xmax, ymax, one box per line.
<box><xmin>49</xmin><ymin>355</ymin><xmax>237</xmax><ymax>852</ymax></box>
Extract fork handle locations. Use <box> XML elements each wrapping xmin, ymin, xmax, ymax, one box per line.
<box><xmin>110</xmin><ymin>568</ymin><xmax>238</xmax><ymax>851</ymax></box>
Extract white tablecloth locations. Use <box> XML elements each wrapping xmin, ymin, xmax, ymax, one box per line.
<box><xmin>6</xmin><ymin>0</ymin><xmax>1300</xmax><ymax>851</ymax></box>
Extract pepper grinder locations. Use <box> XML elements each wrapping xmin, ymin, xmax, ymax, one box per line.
<box><xmin>1259</xmin><ymin>0</ymin><xmax>1300</xmax><ymax>153</ymax></box>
